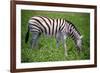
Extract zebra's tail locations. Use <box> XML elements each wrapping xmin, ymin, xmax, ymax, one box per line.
<box><xmin>25</xmin><ymin>27</ymin><xmax>29</xmax><ymax>43</ymax></box>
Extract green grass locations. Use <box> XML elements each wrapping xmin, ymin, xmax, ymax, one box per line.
<box><xmin>21</xmin><ymin>10</ymin><xmax>90</xmax><ymax>62</ymax></box>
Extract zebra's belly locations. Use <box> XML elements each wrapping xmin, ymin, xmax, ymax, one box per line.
<box><xmin>29</xmin><ymin>27</ymin><xmax>59</xmax><ymax>37</ymax></box>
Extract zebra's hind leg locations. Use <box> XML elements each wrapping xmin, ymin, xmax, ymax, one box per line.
<box><xmin>30</xmin><ymin>32</ymin><xmax>40</xmax><ymax>49</ymax></box>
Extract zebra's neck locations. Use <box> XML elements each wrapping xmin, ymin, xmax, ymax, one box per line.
<box><xmin>66</xmin><ymin>21</ymin><xmax>81</xmax><ymax>41</ymax></box>
<box><xmin>70</xmin><ymin>29</ymin><xmax>81</xmax><ymax>41</ymax></box>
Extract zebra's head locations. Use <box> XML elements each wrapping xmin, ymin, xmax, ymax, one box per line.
<box><xmin>65</xmin><ymin>20</ymin><xmax>83</xmax><ymax>53</ymax></box>
<box><xmin>76</xmin><ymin>35</ymin><xmax>83</xmax><ymax>52</ymax></box>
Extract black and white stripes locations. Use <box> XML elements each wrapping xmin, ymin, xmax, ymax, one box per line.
<box><xmin>28</xmin><ymin>16</ymin><xmax>66</xmax><ymax>36</ymax></box>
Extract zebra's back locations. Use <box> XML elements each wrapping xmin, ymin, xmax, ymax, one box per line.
<box><xmin>28</xmin><ymin>16</ymin><xmax>66</xmax><ymax>36</ymax></box>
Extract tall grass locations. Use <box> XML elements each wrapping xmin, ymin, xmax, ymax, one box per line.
<box><xmin>21</xmin><ymin>10</ymin><xmax>90</xmax><ymax>62</ymax></box>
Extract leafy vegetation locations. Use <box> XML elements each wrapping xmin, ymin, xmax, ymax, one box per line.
<box><xmin>21</xmin><ymin>10</ymin><xmax>90</xmax><ymax>62</ymax></box>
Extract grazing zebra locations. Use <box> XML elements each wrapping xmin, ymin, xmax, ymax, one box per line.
<box><xmin>25</xmin><ymin>16</ymin><xmax>83</xmax><ymax>56</ymax></box>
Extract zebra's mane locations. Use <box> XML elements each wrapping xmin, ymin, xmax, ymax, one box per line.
<box><xmin>65</xmin><ymin>20</ymin><xmax>81</xmax><ymax>41</ymax></box>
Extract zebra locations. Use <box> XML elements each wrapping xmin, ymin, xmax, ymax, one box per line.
<box><xmin>25</xmin><ymin>16</ymin><xmax>83</xmax><ymax>56</ymax></box>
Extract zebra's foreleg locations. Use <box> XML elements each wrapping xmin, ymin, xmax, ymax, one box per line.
<box><xmin>56</xmin><ymin>32</ymin><xmax>61</xmax><ymax>48</ymax></box>
<box><xmin>62</xmin><ymin>33</ymin><xmax>68</xmax><ymax>56</ymax></box>
<box><xmin>30</xmin><ymin>32</ymin><xmax>40</xmax><ymax>49</ymax></box>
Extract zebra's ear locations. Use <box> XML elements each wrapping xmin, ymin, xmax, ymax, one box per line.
<box><xmin>80</xmin><ymin>35</ymin><xmax>83</xmax><ymax>39</ymax></box>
